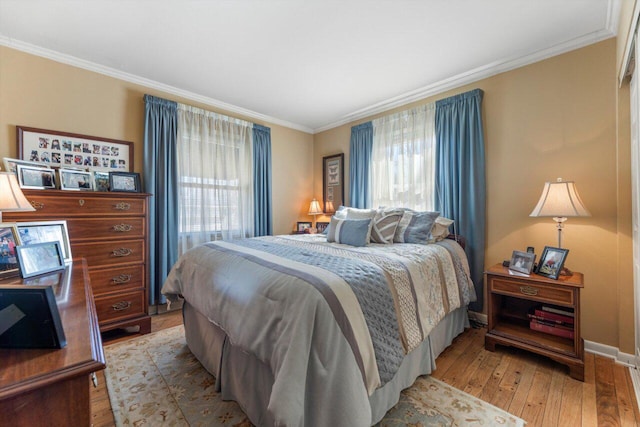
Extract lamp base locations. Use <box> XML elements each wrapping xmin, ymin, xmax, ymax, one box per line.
<box><xmin>559</xmin><ymin>266</ymin><xmax>573</xmax><ymax>277</ymax></box>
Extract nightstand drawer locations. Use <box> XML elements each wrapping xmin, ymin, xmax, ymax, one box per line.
<box><xmin>490</xmin><ymin>277</ymin><xmax>574</xmax><ymax>306</ymax></box>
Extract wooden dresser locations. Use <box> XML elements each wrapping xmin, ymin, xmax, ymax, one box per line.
<box><xmin>0</xmin><ymin>260</ymin><xmax>105</xmax><ymax>425</ymax></box>
<box><xmin>5</xmin><ymin>189</ymin><xmax>152</xmax><ymax>334</ymax></box>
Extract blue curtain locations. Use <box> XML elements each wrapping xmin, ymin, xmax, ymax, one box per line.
<box><xmin>435</xmin><ymin>88</ymin><xmax>486</xmax><ymax>312</ymax></box>
<box><xmin>253</xmin><ymin>124</ymin><xmax>273</xmax><ymax>236</ymax></box>
<box><xmin>143</xmin><ymin>94</ymin><xmax>178</xmax><ymax>306</ymax></box>
<box><xmin>349</xmin><ymin>122</ymin><xmax>373</xmax><ymax>208</ymax></box>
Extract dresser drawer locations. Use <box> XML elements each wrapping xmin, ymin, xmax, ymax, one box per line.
<box><xmin>73</xmin><ymin>240</ymin><xmax>144</xmax><ymax>267</ymax></box>
<box><xmin>89</xmin><ymin>265</ymin><xmax>145</xmax><ymax>295</ymax></box>
<box><xmin>95</xmin><ymin>290</ymin><xmax>146</xmax><ymax>324</ymax></box>
<box><xmin>489</xmin><ymin>277</ymin><xmax>574</xmax><ymax>306</ymax></box>
<box><xmin>23</xmin><ymin>193</ymin><xmax>147</xmax><ymax>217</ymax></box>
<box><xmin>67</xmin><ymin>218</ymin><xmax>146</xmax><ymax>241</ymax></box>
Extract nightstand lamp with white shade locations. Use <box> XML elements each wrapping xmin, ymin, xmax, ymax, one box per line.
<box><xmin>0</xmin><ymin>172</ymin><xmax>35</xmax><ymax>222</ymax></box>
<box><xmin>308</xmin><ymin>198</ymin><xmax>323</xmax><ymax>234</ymax></box>
<box><xmin>529</xmin><ymin>178</ymin><xmax>591</xmax><ymax>249</ymax></box>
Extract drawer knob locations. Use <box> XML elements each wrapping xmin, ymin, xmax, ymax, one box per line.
<box><xmin>79</xmin><ymin>199</ymin><xmax>85</xmax><ymax>206</ymax></box>
<box><xmin>112</xmin><ymin>301</ymin><xmax>132</xmax><ymax>311</ymax></box>
<box><xmin>31</xmin><ymin>201</ymin><xmax>45</xmax><ymax>209</ymax></box>
<box><xmin>114</xmin><ymin>202</ymin><xmax>131</xmax><ymax>211</ymax></box>
<box><xmin>112</xmin><ymin>248</ymin><xmax>133</xmax><ymax>257</ymax></box>
<box><xmin>112</xmin><ymin>274</ymin><xmax>132</xmax><ymax>284</ymax></box>
<box><xmin>112</xmin><ymin>224</ymin><xmax>133</xmax><ymax>232</ymax></box>
<box><xmin>520</xmin><ymin>285</ymin><xmax>539</xmax><ymax>296</ymax></box>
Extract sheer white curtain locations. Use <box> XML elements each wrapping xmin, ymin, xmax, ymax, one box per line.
<box><xmin>176</xmin><ymin>104</ymin><xmax>254</xmax><ymax>255</ymax></box>
<box><xmin>371</xmin><ymin>103</ymin><xmax>436</xmax><ymax>210</ymax></box>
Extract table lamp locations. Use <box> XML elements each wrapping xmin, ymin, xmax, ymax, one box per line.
<box><xmin>0</xmin><ymin>172</ymin><xmax>35</xmax><ymax>222</ymax></box>
<box><xmin>529</xmin><ymin>178</ymin><xmax>591</xmax><ymax>249</ymax></box>
<box><xmin>308</xmin><ymin>198</ymin><xmax>323</xmax><ymax>234</ymax></box>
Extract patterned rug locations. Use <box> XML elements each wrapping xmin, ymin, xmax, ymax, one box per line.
<box><xmin>104</xmin><ymin>325</ymin><xmax>526</xmax><ymax>426</ymax></box>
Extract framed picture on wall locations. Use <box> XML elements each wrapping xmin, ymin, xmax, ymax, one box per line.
<box><xmin>323</xmin><ymin>153</ymin><xmax>344</xmax><ymax>214</ymax></box>
<box><xmin>17</xmin><ymin>126</ymin><xmax>133</xmax><ymax>172</ymax></box>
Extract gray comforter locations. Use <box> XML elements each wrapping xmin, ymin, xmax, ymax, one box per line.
<box><xmin>162</xmin><ymin>234</ymin><xmax>475</xmax><ymax>426</ymax></box>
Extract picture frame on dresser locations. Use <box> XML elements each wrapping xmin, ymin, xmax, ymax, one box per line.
<box><xmin>110</xmin><ymin>171</ymin><xmax>141</xmax><ymax>192</ymax></box>
<box><xmin>0</xmin><ymin>224</ymin><xmax>21</xmax><ymax>279</ymax></box>
<box><xmin>16</xmin><ymin>241</ymin><xmax>65</xmax><ymax>279</ymax></box>
<box><xmin>17</xmin><ymin>125</ymin><xmax>133</xmax><ymax>172</ymax></box>
<box><xmin>59</xmin><ymin>168</ymin><xmax>93</xmax><ymax>191</ymax></box>
<box><xmin>92</xmin><ymin>170</ymin><xmax>110</xmax><ymax>191</ymax></box>
<box><xmin>16</xmin><ymin>221</ymin><xmax>72</xmax><ymax>263</ymax></box>
<box><xmin>16</xmin><ymin>164</ymin><xmax>56</xmax><ymax>190</ymax></box>
<box><xmin>2</xmin><ymin>157</ymin><xmax>50</xmax><ymax>175</ymax></box>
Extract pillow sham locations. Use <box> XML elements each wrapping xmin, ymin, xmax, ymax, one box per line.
<box><xmin>334</xmin><ymin>207</ymin><xmax>377</xmax><ymax>242</ymax></box>
<box><xmin>370</xmin><ymin>208</ymin><xmax>404</xmax><ymax>244</ymax></box>
<box><xmin>393</xmin><ymin>210</ymin><xmax>440</xmax><ymax>244</ymax></box>
<box><xmin>326</xmin><ymin>217</ymin><xmax>372</xmax><ymax>247</ymax></box>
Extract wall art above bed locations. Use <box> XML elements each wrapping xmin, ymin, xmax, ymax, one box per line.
<box><xmin>17</xmin><ymin>126</ymin><xmax>133</xmax><ymax>172</ymax></box>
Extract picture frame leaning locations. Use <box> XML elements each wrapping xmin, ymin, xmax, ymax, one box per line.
<box><xmin>16</xmin><ymin>220</ymin><xmax>73</xmax><ymax>263</ymax></box>
<box><xmin>536</xmin><ymin>246</ymin><xmax>569</xmax><ymax>280</ymax></box>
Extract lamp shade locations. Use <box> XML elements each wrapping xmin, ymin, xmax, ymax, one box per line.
<box><xmin>0</xmin><ymin>172</ymin><xmax>35</xmax><ymax>213</ymax></box>
<box><xmin>529</xmin><ymin>178</ymin><xmax>590</xmax><ymax>218</ymax></box>
<box><xmin>308</xmin><ymin>199</ymin><xmax>323</xmax><ymax>216</ymax></box>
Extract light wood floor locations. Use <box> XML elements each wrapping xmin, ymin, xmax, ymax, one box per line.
<box><xmin>91</xmin><ymin>310</ymin><xmax>640</xmax><ymax>426</ymax></box>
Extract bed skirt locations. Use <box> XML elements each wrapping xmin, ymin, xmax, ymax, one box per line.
<box><xmin>183</xmin><ymin>301</ymin><xmax>469</xmax><ymax>426</ymax></box>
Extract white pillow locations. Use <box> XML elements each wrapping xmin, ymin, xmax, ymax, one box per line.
<box><xmin>430</xmin><ymin>217</ymin><xmax>454</xmax><ymax>242</ymax></box>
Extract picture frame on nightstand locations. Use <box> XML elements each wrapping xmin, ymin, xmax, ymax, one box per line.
<box><xmin>536</xmin><ymin>246</ymin><xmax>569</xmax><ymax>280</ymax></box>
<box><xmin>508</xmin><ymin>250</ymin><xmax>536</xmax><ymax>274</ymax></box>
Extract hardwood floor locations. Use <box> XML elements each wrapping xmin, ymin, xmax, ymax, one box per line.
<box><xmin>91</xmin><ymin>311</ymin><xmax>640</xmax><ymax>426</ymax></box>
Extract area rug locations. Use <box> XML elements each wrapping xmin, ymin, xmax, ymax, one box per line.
<box><xmin>104</xmin><ymin>325</ymin><xmax>526</xmax><ymax>426</ymax></box>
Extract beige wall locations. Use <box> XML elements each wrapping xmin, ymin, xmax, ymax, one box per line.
<box><xmin>0</xmin><ymin>46</ymin><xmax>314</xmax><ymax>235</ymax></box>
<box><xmin>315</xmin><ymin>39</ymin><xmax>633</xmax><ymax>352</ymax></box>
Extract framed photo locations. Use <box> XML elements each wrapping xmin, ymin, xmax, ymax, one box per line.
<box><xmin>316</xmin><ymin>221</ymin><xmax>329</xmax><ymax>234</ymax></box>
<box><xmin>59</xmin><ymin>168</ymin><xmax>93</xmax><ymax>191</ymax></box>
<box><xmin>23</xmin><ymin>264</ymin><xmax>72</xmax><ymax>304</ymax></box>
<box><xmin>92</xmin><ymin>170</ymin><xmax>110</xmax><ymax>191</ymax></box>
<box><xmin>17</xmin><ymin>125</ymin><xmax>133</xmax><ymax>172</ymax></box>
<box><xmin>0</xmin><ymin>224</ymin><xmax>21</xmax><ymax>279</ymax></box>
<box><xmin>323</xmin><ymin>153</ymin><xmax>344</xmax><ymax>214</ymax></box>
<box><xmin>16</xmin><ymin>241</ymin><xmax>65</xmax><ymax>279</ymax></box>
<box><xmin>3</xmin><ymin>157</ymin><xmax>51</xmax><ymax>175</ymax></box>
<box><xmin>536</xmin><ymin>246</ymin><xmax>569</xmax><ymax>280</ymax></box>
<box><xmin>297</xmin><ymin>221</ymin><xmax>312</xmax><ymax>233</ymax></box>
<box><xmin>16</xmin><ymin>164</ymin><xmax>56</xmax><ymax>189</ymax></box>
<box><xmin>508</xmin><ymin>250</ymin><xmax>536</xmax><ymax>274</ymax></box>
<box><xmin>110</xmin><ymin>171</ymin><xmax>140</xmax><ymax>192</ymax></box>
<box><xmin>16</xmin><ymin>220</ymin><xmax>72</xmax><ymax>263</ymax></box>
<box><xmin>0</xmin><ymin>284</ymin><xmax>67</xmax><ymax>348</ymax></box>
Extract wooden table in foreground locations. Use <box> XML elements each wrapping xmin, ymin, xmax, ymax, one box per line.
<box><xmin>484</xmin><ymin>263</ymin><xmax>584</xmax><ymax>381</ymax></box>
<box><xmin>0</xmin><ymin>259</ymin><xmax>105</xmax><ymax>426</ymax></box>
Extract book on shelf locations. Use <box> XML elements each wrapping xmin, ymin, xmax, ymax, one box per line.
<box><xmin>533</xmin><ymin>309</ymin><xmax>574</xmax><ymax>325</ymax></box>
<box><xmin>529</xmin><ymin>319</ymin><xmax>575</xmax><ymax>339</ymax></box>
<box><xmin>541</xmin><ymin>305</ymin><xmax>574</xmax><ymax>318</ymax></box>
<box><xmin>528</xmin><ymin>313</ymin><xmax>574</xmax><ymax>327</ymax></box>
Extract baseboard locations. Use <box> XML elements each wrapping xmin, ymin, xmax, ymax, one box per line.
<box><xmin>149</xmin><ymin>300</ymin><xmax>184</xmax><ymax>315</ymax></box>
<box><xmin>468</xmin><ymin>310</ymin><xmax>488</xmax><ymax>326</ymax></box>
<box><xmin>630</xmin><ymin>367</ymin><xmax>640</xmax><ymax>411</ymax></box>
<box><xmin>583</xmin><ymin>340</ymin><xmax>635</xmax><ymax>366</ymax></box>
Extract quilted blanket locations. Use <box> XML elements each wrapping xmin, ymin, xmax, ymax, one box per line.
<box><xmin>162</xmin><ymin>234</ymin><xmax>475</xmax><ymax>426</ymax></box>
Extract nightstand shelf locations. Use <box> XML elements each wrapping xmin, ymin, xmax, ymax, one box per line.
<box><xmin>485</xmin><ymin>263</ymin><xmax>584</xmax><ymax>381</ymax></box>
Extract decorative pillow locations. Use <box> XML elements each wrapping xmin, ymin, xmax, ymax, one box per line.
<box><xmin>430</xmin><ymin>216</ymin><xmax>454</xmax><ymax>243</ymax></box>
<box><xmin>370</xmin><ymin>208</ymin><xmax>404</xmax><ymax>244</ymax></box>
<box><xmin>326</xmin><ymin>217</ymin><xmax>372</xmax><ymax>247</ymax></box>
<box><xmin>334</xmin><ymin>207</ymin><xmax>377</xmax><ymax>242</ymax></box>
<box><xmin>393</xmin><ymin>210</ymin><xmax>440</xmax><ymax>244</ymax></box>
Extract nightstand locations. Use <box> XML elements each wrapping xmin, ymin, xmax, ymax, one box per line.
<box><xmin>484</xmin><ymin>263</ymin><xmax>584</xmax><ymax>381</ymax></box>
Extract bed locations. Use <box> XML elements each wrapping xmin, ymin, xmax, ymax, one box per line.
<box><xmin>162</xmin><ymin>230</ymin><xmax>476</xmax><ymax>427</ymax></box>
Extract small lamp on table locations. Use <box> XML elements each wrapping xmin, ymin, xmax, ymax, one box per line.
<box><xmin>308</xmin><ymin>198</ymin><xmax>323</xmax><ymax>234</ymax></box>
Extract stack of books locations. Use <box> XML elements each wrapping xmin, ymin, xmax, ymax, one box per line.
<box><xmin>528</xmin><ymin>306</ymin><xmax>574</xmax><ymax>339</ymax></box>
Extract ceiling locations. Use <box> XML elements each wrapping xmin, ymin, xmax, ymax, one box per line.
<box><xmin>0</xmin><ymin>0</ymin><xmax>619</xmax><ymax>133</ymax></box>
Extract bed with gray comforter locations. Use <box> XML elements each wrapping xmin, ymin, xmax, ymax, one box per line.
<box><xmin>162</xmin><ymin>233</ymin><xmax>476</xmax><ymax>426</ymax></box>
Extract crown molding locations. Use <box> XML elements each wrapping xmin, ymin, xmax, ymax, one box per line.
<box><xmin>0</xmin><ymin>36</ymin><xmax>314</xmax><ymax>135</ymax></box>
<box><xmin>314</xmin><ymin>28</ymin><xmax>616</xmax><ymax>133</ymax></box>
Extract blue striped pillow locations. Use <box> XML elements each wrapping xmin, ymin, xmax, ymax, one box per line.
<box><xmin>393</xmin><ymin>210</ymin><xmax>440</xmax><ymax>244</ymax></box>
<box><xmin>326</xmin><ymin>217</ymin><xmax>372</xmax><ymax>247</ymax></box>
